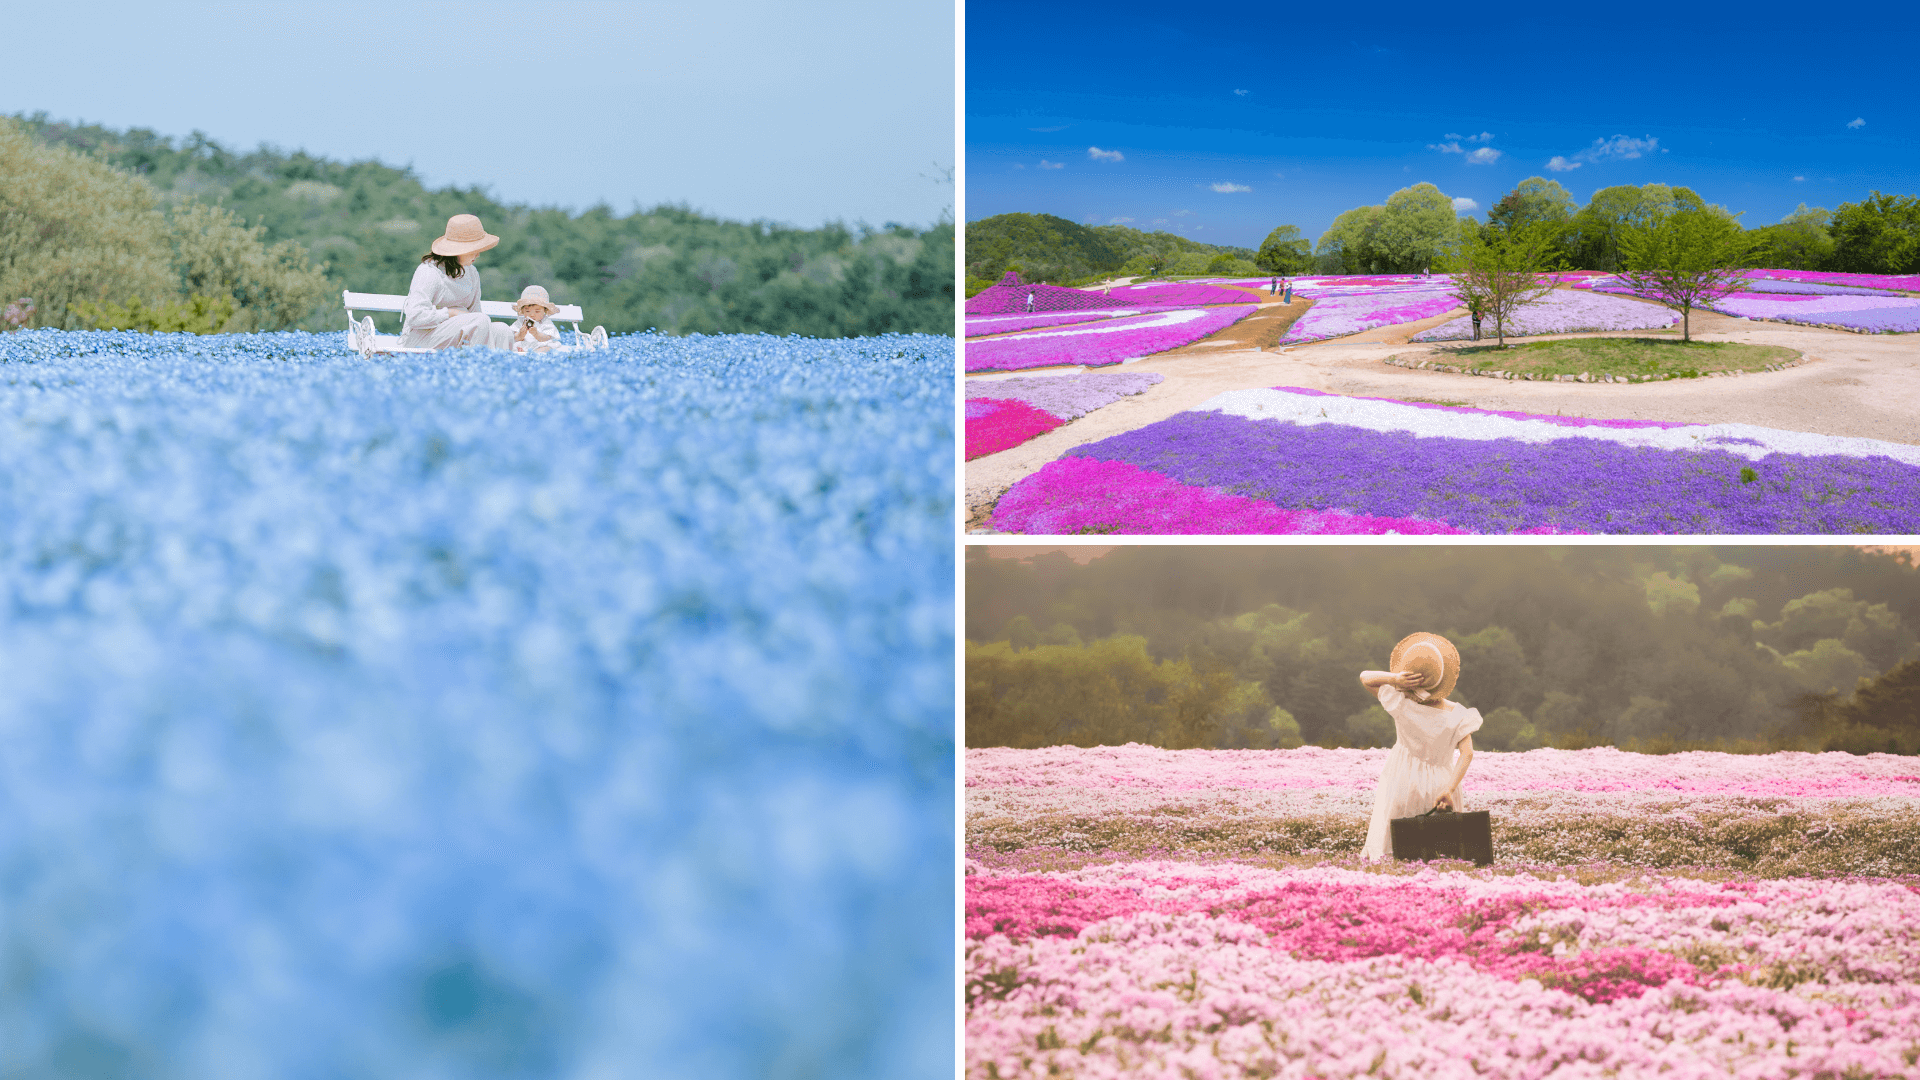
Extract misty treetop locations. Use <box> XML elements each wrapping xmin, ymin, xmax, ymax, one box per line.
<box><xmin>965</xmin><ymin>546</ymin><xmax>1920</xmax><ymax>756</ymax></box>
<box><xmin>7</xmin><ymin>113</ymin><xmax>952</xmax><ymax>337</ymax></box>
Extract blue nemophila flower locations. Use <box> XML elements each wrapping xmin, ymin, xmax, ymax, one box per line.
<box><xmin>0</xmin><ymin>329</ymin><xmax>955</xmax><ymax>1079</ymax></box>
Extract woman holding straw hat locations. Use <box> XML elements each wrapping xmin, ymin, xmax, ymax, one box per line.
<box><xmin>401</xmin><ymin>214</ymin><xmax>513</xmax><ymax>350</ymax></box>
<box><xmin>1357</xmin><ymin>632</ymin><xmax>1483</xmax><ymax>861</ymax></box>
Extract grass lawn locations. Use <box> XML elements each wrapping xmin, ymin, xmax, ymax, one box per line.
<box><xmin>1418</xmin><ymin>336</ymin><xmax>1800</xmax><ymax>380</ymax></box>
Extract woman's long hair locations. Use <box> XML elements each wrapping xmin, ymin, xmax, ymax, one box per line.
<box><xmin>420</xmin><ymin>252</ymin><xmax>464</xmax><ymax>279</ymax></box>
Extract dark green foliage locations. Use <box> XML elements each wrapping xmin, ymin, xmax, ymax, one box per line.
<box><xmin>964</xmin><ymin>547</ymin><xmax>1920</xmax><ymax>751</ymax></box>
<box><xmin>15</xmin><ymin>113</ymin><xmax>953</xmax><ymax>337</ymax></box>
<box><xmin>963</xmin><ymin>213</ymin><xmax>1127</xmax><ymax>283</ymax></box>
<box><xmin>1826</xmin><ymin>191</ymin><xmax>1920</xmax><ymax>275</ymax></box>
<box><xmin>1255</xmin><ymin>225</ymin><xmax>1312</xmax><ymax>274</ymax></box>
<box><xmin>964</xmin><ymin>213</ymin><xmax>1257</xmax><ymax>284</ymax></box>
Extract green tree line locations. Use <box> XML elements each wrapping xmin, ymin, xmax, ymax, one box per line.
<box><xmin>6</xmin><ymin>113</ymin><xmax>953</xmax><ymax>337</ymax></box>
<box><xmin>965</xmin><ymin>547</ymin><xmax>1920</xmax><ymax>755</ymax></box>
<box><xmin>969</xmin><ymin>179</ymin><xmax>1918</xmax><ymax>289</ymax></box>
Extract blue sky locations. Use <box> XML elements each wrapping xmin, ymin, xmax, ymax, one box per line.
<box><xmin>3</xmin><ymin>0</ymin><xmax>954</xmax><ymax>228</ymax></box>
<box><xmin>965</xmin><ymin>2</ymin><xmax>1919</xmax><ymax>249</ymax></box>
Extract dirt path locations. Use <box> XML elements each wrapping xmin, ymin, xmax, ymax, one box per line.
<box><xmin>964</xmin><ymin>315</ymin><xmax>1920</xmax><ymax>530</ymax></box>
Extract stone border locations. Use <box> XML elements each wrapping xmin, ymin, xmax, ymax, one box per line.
<box><xmin>1382</xmin><ymin>353</ymin><xmax>1811</xmax><ymax>383</ymax></box>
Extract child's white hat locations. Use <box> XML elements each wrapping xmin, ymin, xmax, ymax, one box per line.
<box><xmin>512</xmin><ymin>285</ymin><xmax>559</xmax><ymax>316</ymax></box>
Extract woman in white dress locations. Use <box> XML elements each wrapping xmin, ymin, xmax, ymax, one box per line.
<box><xmin>401</xmin><ymin>214</ymin><xmax>513</xmax><ymax>350</ymax></box>
<box><xmin>1358</xmin><ymin>632</ymin><xmax>1482</xmax><ymax>861</ymax></box>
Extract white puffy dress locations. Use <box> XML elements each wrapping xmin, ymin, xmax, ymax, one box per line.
<box><xmin>1360</xmin><ymin>685</ymin><xmax>1484</xmax><ymax>861</ymax></box>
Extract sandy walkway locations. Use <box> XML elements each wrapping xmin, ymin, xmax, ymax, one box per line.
<box><xmin>964</xmin><ymin>307</ymin><xmax>1920</xmax><ymax>529</ymax></box>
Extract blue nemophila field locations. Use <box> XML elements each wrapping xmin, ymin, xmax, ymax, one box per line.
<box><xmin>0</xmin><ymin>330</ymin><xmax>954</xmax><ymax>1079</ymax></box>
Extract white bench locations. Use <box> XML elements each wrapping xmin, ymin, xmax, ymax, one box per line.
<box><xmin>342</xmin><ymin>290</ymin><xmax>608</xmax><ymax>357</ymax></box>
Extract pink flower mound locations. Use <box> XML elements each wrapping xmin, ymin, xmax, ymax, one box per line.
<box><xmin>966</xmin><ymin>397</ymin><xmax>1063</xmax><ymax>459</ymax></box>
<box><xmin>1749</xmin><ymin>268</ymin><xmax>1920</xmax><ymax>293</ymax></box>
<box><xmin>1271</xmin><ymin>386</ymin><xmax>1687</xmax><ymax>429</ymax></box>
<box><xmin>1280</xmin><ymin>290</ymin><xmax>1460</xmax><ymax>343</ymax></box>
<box><xmin>965</xmin><ymin>310</ymin><xmax>1131</xmax><ymax>337</ymax></box>
<box><xmin>968</xmin><ymin>875</ymin><xmax>1713</xmax><ymax>1004</ymax></box>
<box><xmin>1105</xmin><ymin>281</ymin><xmax>1262</xmax><ymax>307</ymax></box>
<box><xmin>966</xmin><ymin>877</ymin><xmax>1154</xmax><ymax>940</ymax></box>
<box><xmin>964</xmin><ymin>305</ymin><xmax>1256</xmax><ymax>372</ymax></box>
<box><xmin>964</xmin><ymin>744</ymin><xmax>1920</xmax><ymax>798</ymax></box>
<box><xmin>987</xmin><ymin>456</ymin><xmax>1470</xmax><ymax>535</ymax></box>
<box><xmin>965</xmin><ymin>271</ymin><xmax>1134</xmax><ymax>315</ymax></box>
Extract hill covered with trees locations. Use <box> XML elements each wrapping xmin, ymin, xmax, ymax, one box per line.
<box><xmin>966</xmin><ymin>546</ymin><xmax>1920</xmax><ymax>755</ymax></box>
<box><xmin>7</xmin><ymin>113</ymin><xmax>952</xmax><ymax>337</ymax></box>
<box><xmin>964</xmin><ymin>212</ymin><xmax>1258</xmax><ymax>293</ymax></box>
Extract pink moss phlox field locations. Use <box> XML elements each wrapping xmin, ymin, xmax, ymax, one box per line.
<box><xmin>966</xmin><ymin>272</ymin><xmax>1136</xmax><ymax>315</ymax></box>
<box><xmin>966</xmin><ymin>311</ymin><xmax>1138</xmax><ymax>337</ymax></box>
<box><xmin>966</xmin><ymin>889</ymin><xmax>1920</xmax><ymax>1078</ymax></box>
<box><xmin>1747</xmin><ymin>268</ymin><xmax>1920</xmax><ymax>293</ymax></box>
<box><xmin>1280</xmin><ymin>291</ymin><xmax>1460</xmax><ymax>343</ymax></box>
<box><xmin>1104</xmin><ymin>282</ymin><xmax>1263</xmax><ymax>307</ymax></box>
<box><xmin>1412</xmin><ymin>291</ymin><xmax>1678</xmax><ymax>341</ymax></box>
<box><xmin>964</xmin><ymin>306</ymin><xmax>1256</xmax><ymax>373</ymax></box>
<box><xmin>964</xmin><ymin>744</ymin><xmax>1920</xmax><ymax>798</ymax></box>
<box><xmin>986</xmin><ymin>456</ymin><xmax>1469</xmax><ymax>535</ymax></box>
<box><xmin>964</xmin><ymin>372</ymin><xmax>1165</xmax><ymax>421</ymax></box>
<box><xmin>965</xmin><ymin>397</ymin><xmax>1063</xmax><ymax>459</ymax></box>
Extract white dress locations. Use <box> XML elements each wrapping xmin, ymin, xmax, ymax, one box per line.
<box><xmin>509</xmin><ymin>315</ymin><xmax>562</xmax><ymax>354</ymax></box>
<box><xmin>400</xmin><ymin>263</ymin><xmax>512</xmax><ymax>350</ymax></box>
<box><xmin>1360</xmin><ymin>685</ymin><xmax>1484</xmax><ymax>861</ymax></box>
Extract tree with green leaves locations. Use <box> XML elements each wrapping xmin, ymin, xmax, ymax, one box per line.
<box><xmin>1314</xmin><ymin>204</ymin><xmax>1383</xmax><ymax>274</ymax></box>
<box><xmin>1440</xmin><ymin>219</ymin><xmax>1561</xmax><ymax>347</ymax></box>
<box><xmin>1255</xmin><ymin>224</ymin><xmax>1312</xmax><ymax>274</ymax></box>
<box><xmin>1750</xmin><ymin>204</ymin><xmax>1836</xmax><ymax>271</ymax></box>
<box><xmin>1827</xmin><ymin>192</ymin><xmax>1920</xmax><ymax>274</ymax></box>
<box><xmin>1373</xmin><ymin>183</ymin><xmax>1459</xmax><ymax>272</ymax></box>
<box><xmin>1488</xmin><ymin>177</ymin><xmax>1578</xmax><ymax>232</ymax></box>
<box><xmin>1616</xmin><ymin>207</ymin><xmax>1760</xmax><ymax>342</ymax></box>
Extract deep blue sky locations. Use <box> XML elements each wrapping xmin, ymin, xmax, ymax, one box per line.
<box><xmin>965</xmin><ymin>3</ymin><xmax>1919</xmax><ymax>249</ymax></box>
<box><xmin>3</xmin><ymin>0</ymin><xmax>953</xmax><ymax>228</ymax></box>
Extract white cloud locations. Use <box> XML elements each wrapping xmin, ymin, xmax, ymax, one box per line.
<box><xmin>1171</xmin><ymin>209</ymin><xmax>1193</xmax><ymax>217</ymax></box>
<box><xmin>1429</xmin><ymin>141</ymin><xmax>1464</xmax><ymax>154</ymax></box>
<box><xmin>1794</xmin><ymin>175</ymin><xmax>1806</xmax><ymax>182</ymax></box>
<box><xmin>1466</xmin><ymin>147</ymin><xmax>1502</xmax><ymax>165</ymax></box>
<box><xmin>1012</xmin><ymin>163</ymin><xmax>1025</xmax><ymax>169</ymax></box>
<box><xmin>1109</xmin><ymin>216</ymin><xmax>1135</xmax><ymax>224</ymax></box>
<box><xmin>1273</xmin><ymin>172</ymin><xmax>1286</xmax><ymax>179</ymax></box>
<box><xmin>1445</xmin><ymin>131</ymin><xmax>1494</xmax><ymax>143</ymax></box>
<box><xmin>1152</xmin><ymin>218</ymin><xmax>1168</xmax><ymax>225</ymax></box>
<box><xmin>1038</xmin><ymin>160</ymin><xmax>1064</xmax><ymax>170</ymax></box>
<box><xmin>1847</xmin><ymin>117</ymin><xmax>1866</xmax><ymax>129</ymax></box>
<box><xmin>1211</xmin><ymin>182</ymin><xmax>1252</xmax><ymax>193</ymax></box>
<box><xmin>1451</xmin><ymin>197</ymin><xmax>1478</xmax><ymax>212</ymax></box>
<box><xmin>1554</xmin><ymin>134</ymin><xmax>1660</xmax><ymax>171</ymax></box>
<box><xmin>1234</xmin><ymin>89</ymin><xmax>1249</xmax><ymax>96</ymax></box>
<box><xmin>1028</xmin><ymin>125</ymin><xmax>1066</xmax><ymax>132</ymax></box>
<box><xmin>1088</xmin><ymin>146</ymin><xmax>1124</xmax><ymax>162</ymax></box>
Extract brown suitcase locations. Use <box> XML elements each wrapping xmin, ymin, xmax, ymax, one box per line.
<box><xmin>1390</xmin><ymin>807</ymin><xmax>1493</xmax><ymax>866</ymax></box>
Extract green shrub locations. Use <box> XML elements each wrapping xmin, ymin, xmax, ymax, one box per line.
<box><xmin>70</xmin><ymin>294</ymin><xmax>239</xmax><ymax>334</ymax></box>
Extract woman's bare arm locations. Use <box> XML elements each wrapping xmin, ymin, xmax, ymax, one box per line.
<box><xmin>1436</xmin><ymin>734</ymin><xmax>1474</xmax><ymax>809</ymax></box>
<box><xmin>1359</xmin><ymin>670</ymin><xmax>1433</xmax><ymax>693</ymax></box>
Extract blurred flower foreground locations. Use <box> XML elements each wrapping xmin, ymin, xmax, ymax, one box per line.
<box><xmin>0</xmin><ymin>329</ymin><xmax>954</xmax><ymax>1079</ymax></box>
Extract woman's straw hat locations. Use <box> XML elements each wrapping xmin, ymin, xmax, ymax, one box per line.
<box><xmin>512</xmin><ymin>285</ymin><xmax>558</xmax><ymax>316</ymax></box>
<box><xmin>431</xmin><ymin>214</ymin><xmax>500</xmax><ymax>256</ymax></box>
<box><xmin>1390</xmin><ymin>632</ymin><xmax>1459</xmax><ymax>703</ymax></box>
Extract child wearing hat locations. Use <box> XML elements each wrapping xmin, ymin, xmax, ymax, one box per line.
<box><xmin>509</xmin><ymin>286</ymin><xmax>563</xmax><ymax>355</ymax></box>
<box><xmin>1356</xmin><ymin>632</ymin><xmax>1483</xmax><ymax>861</ymax></box>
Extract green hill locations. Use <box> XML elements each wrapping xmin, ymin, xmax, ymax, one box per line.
<box><xmin>965</xmin><ymin>212</ymin><xmax>1259</xmax><ymax>293</ymax></box>
<box><xmin>14</xmin><ymin>113</ymin><xmax>952</xmax><ymax>337</ymax></box>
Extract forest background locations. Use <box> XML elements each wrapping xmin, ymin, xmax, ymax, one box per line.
<box><xmin>964</xmin><ymin>177</ymin><xmax>1917</xmax><ymax>294</ymax></box>
<box><xmin>3</xmin><ymin>113</ymin><xmax>954</xmax><ymax>338</ymax></box>
<box><xmin>966</xmin><ymin>547</ymin><xmax>1920</xmax><ymax>757</ymax></box>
